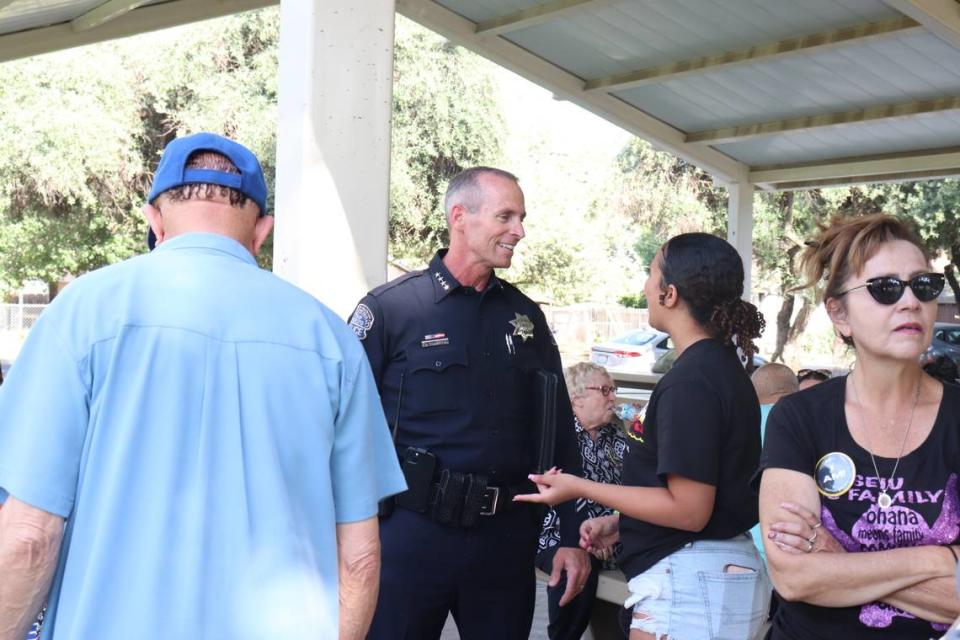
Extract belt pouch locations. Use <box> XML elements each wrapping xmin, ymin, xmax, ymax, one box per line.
<box><xmin>460</xmin><ymin>474</ymin><xmax>488</xmax><ymax>528</ymax></box>
<box><xmin>433</xmin><ymin>469</ymin><xmax>465</xmax><ymax>525</ymax></box>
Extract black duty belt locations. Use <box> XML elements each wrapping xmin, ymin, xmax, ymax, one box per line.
<box><xmin>396</xmin><ymin>465</ymin><xmax>531</xmax><ymax>528</ymax></box>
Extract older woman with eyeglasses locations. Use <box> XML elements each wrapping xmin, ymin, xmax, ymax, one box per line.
<box><xmin>757</xmin><ymin>214</ymin><xmax>960</xmax><ymax>639</ymax></box>
<box><xmin>535</xmin><ymin>362</ymin><xmax>627</xmax><ymax>640</ymax></box>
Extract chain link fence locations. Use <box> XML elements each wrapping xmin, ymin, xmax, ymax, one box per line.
<box><xmin>0</xmin><ymin>303</ymin><xmax>47</xmax><ymax>331</ymax></box>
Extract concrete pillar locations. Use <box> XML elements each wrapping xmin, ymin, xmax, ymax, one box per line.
<box><xmin>726</xmin><ymin>181</ymin><xmax>754</xmax><ymax>300</ymax></box>
<box><xmin>273</xmin><ymin>0</ymin><xmax>396</xmax><ymax>318</ymax></box>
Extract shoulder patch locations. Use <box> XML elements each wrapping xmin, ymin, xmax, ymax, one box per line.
<box><xmin>349</xmin><ymin>303</ymin><xmax>375</xmax><ymax>340</ymax></box>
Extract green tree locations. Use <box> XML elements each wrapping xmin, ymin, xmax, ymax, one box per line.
<box><xmin>0</xmin><ymin>43</ymin><xmax>146</xmax><ymax>295</ymax></box>
<box><xmin>389</xmin><ymin>17</ymin><xmax>505</xmax><ymax>264</ymax></box>
<box><xmin>0</xmin><ymin>11</ymin><xmax>508</xmax><ymax>291</ymax></box>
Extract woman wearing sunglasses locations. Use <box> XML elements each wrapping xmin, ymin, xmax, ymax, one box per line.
<box><xmin>757</xmin><ymin>214</ymin><xmax>960</xmax><ymax>639</ymax></box>
<box><xmin>516</xmin><ymin>233</ymin><xmax>771</xmax><ymax>639</ymax></box>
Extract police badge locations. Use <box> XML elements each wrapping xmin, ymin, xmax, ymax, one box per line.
<box><xmin>508</xmin><ymin>312</ymin><xmax>534</xmax><ymax>342</ymax></box>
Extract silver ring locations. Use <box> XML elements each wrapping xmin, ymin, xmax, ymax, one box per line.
<box><xmin>812</xmin><ymin>521</ymin><xmax>822</xmax><ymax>529</ymax></box>
<box><xmin>807</xmin><ymin>529</ymin><xmax>818</xmax><ymax>544</ymax></box>
<box><xmin>806</xmin><ymin>540</ymin><xmax>813</xmax><ymax>552</ymax></box>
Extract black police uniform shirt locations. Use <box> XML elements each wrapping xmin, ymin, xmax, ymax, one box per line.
<box><xmin>349</xmin><ymin>249</ymin><xmax>584</xmax><ymax>542</ymax></box>
<box><xmin>758</xmin><ymin>377</ymin><xmax>960</xmax><ymax>640</ymax></box>
<box><xmin>618</xmin><ymin>338</ymin><xmax>761</xmax><ymax>579</ymax></box>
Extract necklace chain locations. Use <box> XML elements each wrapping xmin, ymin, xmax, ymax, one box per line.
<box><xmin>847</xmin><ymin>373</ymin><xmax>920</xmax><ymax>507</ymax></box>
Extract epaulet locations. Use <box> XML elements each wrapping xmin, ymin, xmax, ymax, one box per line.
<box><xmin>366</xmin><ymin>268</ymin><xmax>427</xmax><ymax>297</ymax></box>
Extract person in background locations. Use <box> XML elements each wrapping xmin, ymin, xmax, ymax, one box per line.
<box><xmin>536</xmin><ymin>362</ymin><xmax>627</xmax><ymax>640</ymax></box>
<box><xmin>797</xmin><ymin>367</ymin><xmax>831</xmax><ymax>390</ymax></box>
<box><xmin>753</xmin><ymin>363</ymin><xmax>800</xmax><ymax>429</ymax></box>
<box><xmin>749</xmin><ymin>363</ymin><xmax>799</xmax><ymax>562</ymax></box>
<box><xmin>516</xmin><ymin>232</ymin><xmax>771</xmax><ymax>640</ymax></box>
<box><xmin>758</xmin><ymin>214</ymin><xmax>960</xmax><ymax>639</ymax></box>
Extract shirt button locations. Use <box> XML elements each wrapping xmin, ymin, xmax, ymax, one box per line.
<box><xmin>487</xmin><ymin>390</ymin><xmax>494</xmax><ymax>398</ymax></box>
<box><xmin>483</xmin><ymin>351</ymin><xmax>490</xmax><ymax>357</ymax></box>
<box><xmin>435</xmin><ymin>360</ymin><xmax>442</xmax><ymax>368</ymax></box>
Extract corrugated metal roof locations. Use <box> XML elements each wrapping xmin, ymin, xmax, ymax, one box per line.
<box><xmin>5</xmin><ymin>0</ymin><xmax>960</xmax><ymax>189</ymax></box>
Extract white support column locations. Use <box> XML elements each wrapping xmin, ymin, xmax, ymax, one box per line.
<box><xmin>726</xmin><ymin>182</ymin><xmax>754</xmax><ymax>300</ymax></box>
<box><xmin>273</xmin><ymin>0</ymin><xmax>395</xmax><ymax>318</ymax></box>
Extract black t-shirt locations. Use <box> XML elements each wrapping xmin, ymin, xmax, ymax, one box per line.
<box><xmin>618</xmin><ymin>338</ymin><xmax>761</xmax><ymax>579</ymax></box>
<box><xmin>759</xmin><ymin>377</ymin><xmax>960</xmax><ymax>639</ymax></box>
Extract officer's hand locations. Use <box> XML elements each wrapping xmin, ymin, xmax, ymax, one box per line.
<box><xmin>551</xmin><ymin>546</ymin><xmax>591</xmax><ymax>607</ymax></box>
<box><xmin>580</xmin><ymin>514</ymin><xmax>619</xmax><ymax>557</ymax></box>
<box><xmin>512</xmin><ymin>471</ymin><xmax>582</xmax><ymax>506</ymax></box>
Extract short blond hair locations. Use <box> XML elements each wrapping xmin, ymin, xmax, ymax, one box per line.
<box><xmin>564</xmin><ymin>362</ymin><xmax>612</xmax><ymax>399</ymax></box>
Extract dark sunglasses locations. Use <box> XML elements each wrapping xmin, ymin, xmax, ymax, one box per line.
<box><xmin>797</xmin><ymin>368</ymin><xmax>830</xmax><ymax>383</ymax></box>
<box><xmin>585</xmin><ymin>385</ymin><xmax>616</xmax><ymax>397</ymax></box>
<box><xmin>838</xmin><ymin>272</ymin><xmax>944</xmax><ymax>305</ymax></box>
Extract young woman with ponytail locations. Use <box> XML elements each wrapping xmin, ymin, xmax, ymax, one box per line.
<box><xmin>516</xmin><ymin>232</ymin><xmax>771</xmax><ymax>639</ymax></box>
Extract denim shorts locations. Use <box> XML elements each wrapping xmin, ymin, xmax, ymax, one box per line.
<box><xmin>625</xmin><ymin>534</ymin><xmax>771</xmax><ymax>639</ymax></box>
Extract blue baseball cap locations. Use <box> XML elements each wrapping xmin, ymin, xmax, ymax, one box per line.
<box><xmin>146</xmin><ymin>133</ymin><xmax>268</xmax><ymax>249</ymax></box>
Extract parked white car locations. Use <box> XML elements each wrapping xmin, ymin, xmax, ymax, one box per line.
<box><xmin>590</xmin><ymin>329</ymin><xmax>671</xmax><ymax>373</ymax></box>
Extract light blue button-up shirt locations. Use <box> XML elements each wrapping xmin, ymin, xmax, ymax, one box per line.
<box><xmin>0</xmin><ymin>232</ymin><xmax>405</xmax><ymax>639</ymax></box>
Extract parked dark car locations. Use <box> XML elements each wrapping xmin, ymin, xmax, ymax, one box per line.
<box><xmin>924</xmin><ymin>322</ymin><xmax>960</xmax><ymax>369</ymax></box>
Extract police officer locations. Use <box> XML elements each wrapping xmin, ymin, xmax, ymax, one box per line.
<box><xmin>352</xmin><ymin>167</ymin><xmax>591</xmax><ymax>639</ymax></box>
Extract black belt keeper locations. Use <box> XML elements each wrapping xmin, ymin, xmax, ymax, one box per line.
<box><xmin>432</xmin><ymin>469</ymin><xmax>466</xmax><ymax>525</ymax></box>
<box><xmin>460</xmin><ymin>473</ymin><xmax>488</xmax><ymax>528</ymax></box>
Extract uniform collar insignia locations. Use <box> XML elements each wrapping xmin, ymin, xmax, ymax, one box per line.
<box><xmin>429</xmin><ymin>250</ymin><xmax>461</xmax><ymax>301</ymax></box>
<box><xmin>509</xmin><ymin>312</ymin><xmax>534</xmax><ymax>342</ymax></box>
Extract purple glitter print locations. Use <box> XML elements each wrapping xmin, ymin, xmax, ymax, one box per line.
<box><xmin>821</xmin><ymin>473</ymin><xmax>959</xmax><ymax>632</ymax></box>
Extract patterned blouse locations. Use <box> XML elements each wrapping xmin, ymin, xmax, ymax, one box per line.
<box><xmin>26</xmin><ymin>605</ymin><xmax>45</xmax><ymax>640</ymax></box>
<box><xmin>537</xmin><ymin>416</ymin><xmax>627</xmax><ymax>561</ymax></box>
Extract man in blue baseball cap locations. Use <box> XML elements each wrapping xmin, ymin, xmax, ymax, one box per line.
<box><xmin>0</xmin><ymin>133</ymin><xmax>405</xmax><ymax>640</ymax></box>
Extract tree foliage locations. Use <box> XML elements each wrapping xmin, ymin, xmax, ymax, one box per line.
<box><xmin>389</xmin><ymin>18</ymin><xmax>505</xmax><ymax>264</ymax></box>
<box><xmin>0</xmin><ymin>12</ymin><xmax>504</xmax><ymax>294</ymax></box>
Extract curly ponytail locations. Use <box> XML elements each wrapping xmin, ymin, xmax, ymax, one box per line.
<box><xmin>710</xmin><ymin>298</ymin><xmax>765</xmax><ymax>362</ymax></box>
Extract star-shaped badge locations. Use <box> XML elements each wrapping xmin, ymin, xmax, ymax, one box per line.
<box><xmin>509</xmin><ymin>312</ymin><xmax>534</xmax><ymax>343</ymax></box>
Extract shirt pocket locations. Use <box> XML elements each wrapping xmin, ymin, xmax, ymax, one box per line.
<box><xmin>404</xmin><ymin>348</ymin><xmax>469</xmax><ymax>415</ymax></box>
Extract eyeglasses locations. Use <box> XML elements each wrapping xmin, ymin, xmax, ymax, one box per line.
<box><xmin>838</xmin><ymin>273</ymin><xmax>944</xmax><ymax>305</ymax></box>
<box><xmin>585</xmin><ymin>385</ymin><xmax>616</xmax><ymax>397</ymax></box>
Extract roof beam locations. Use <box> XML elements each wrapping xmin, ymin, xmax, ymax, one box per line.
<box><xmin>749</xmin><ymin>147</ymin><xmax>960</xmax><ymax>186</ymax></box>
<box><xmin>397</xmin><ymin>0</ymin><xmax>748</xmax><ymax>183</ymax></box>
<box><xmin>0</xmin><ymin>0</ymin><xmax>274</xmax><ymax>63</ymax></box>
<box><xmin>764</xmin><ymin>167</ymin><xmax>960</xmax><ymax>191</ymax></box>
<box><xmin>686</xmin><ymin>96</ymin><xmax>960</xmax><ymax>145</ymax></box>
<box><xmin>881</xmin><ymin>0</ymin><xmax>960</xmax><ymax>48</ymax></box>
<box><xmin>475</xmin><ymin>0</ymin><xmax>614</xmax><ymax>36</ymax></box>
<box><xmin>72</xmin><ymin>0</ymin><xmax>154</xmax><ymax>32</ymax></box>
<box><xmin>584</xmin><ymin>16</ymin><xmax>920</xmax><ymax>93</ymax></box>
